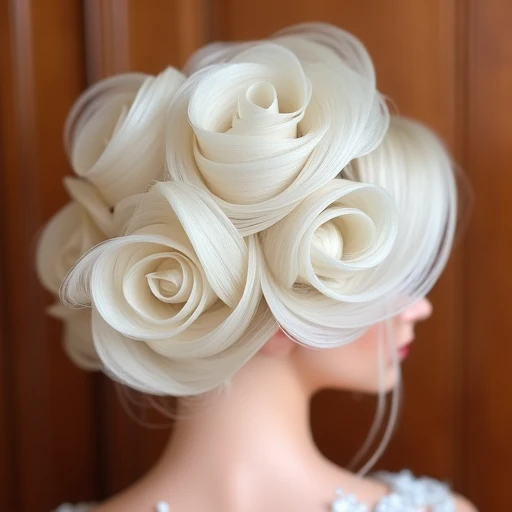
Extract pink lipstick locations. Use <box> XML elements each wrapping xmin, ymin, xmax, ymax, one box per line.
<box><xmin>398</xmin><ymin>345</ymin><xmax>411</xmax><ymax>360</ymax></box>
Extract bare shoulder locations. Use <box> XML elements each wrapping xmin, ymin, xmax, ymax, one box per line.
<box><xmin>454</xmin><ymin>493</ymin><xmax>478</xmax><ymax>512</ymax></box>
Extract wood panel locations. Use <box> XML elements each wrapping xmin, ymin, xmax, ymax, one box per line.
<box><xmin>0</xmin><ymin>6</ymin><xmax>17</xmax><ymax>510</ymax></box>
<box><xmin>464</xmin><ymin>0</ymin><xmax>512</xmax><ymax>509</ymax></box>
<box><xmin>0</xmin><ymin>210</ymin><xmax>15</xmax><ymax>510</ymax></box>
<box><xmin>82</xmin><ymin>0</ymin><xmax>208</xmax><ymax>497</ymax></box>
<box><xmin>84</xmin><ymin>0</ymin><xmax>206</xmax><ymax>81</ymax></box>
<box><xmin>212</xmin><ymin>0</ymin><xmax>464</xmax><ymax>485</ymax></box>
<box><xmin>0</xmin><ymin>1</ymin><xmax>97</xmax><ymax>510</ymax></box>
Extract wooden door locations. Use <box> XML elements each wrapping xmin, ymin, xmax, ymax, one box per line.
<box><xmin>464</xmin><ymin>0</ymin><xmax>512</xmax><ymax>504</ymax></box>
<box><xmin>0</xmin><ymin>1</ymin><xmax>510</xmax><ymax>510</ymax></box>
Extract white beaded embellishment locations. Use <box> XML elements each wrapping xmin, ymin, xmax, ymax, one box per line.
<box><xmin>331</xmin><ymin>489</ymin><xmax>369</xmax><ymax>512</ymax></box>
<box><xmin>331</xmin><ymin>470</ymin><xmax>455</xmax><ymax>512</ymax></box>
<box><xmin>374</xmin><ymin>470</ymin><xmax>455</xmax><ymax>512</ymax></box>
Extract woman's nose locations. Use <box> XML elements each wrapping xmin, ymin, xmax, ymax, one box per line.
<box><xmin>401</xmin><ymin>298</ymin><xmax>433</xmax><ymax>323</ymax></box>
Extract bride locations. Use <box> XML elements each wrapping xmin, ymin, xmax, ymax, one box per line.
<box><xmin>37</xmin><ymin>23</ymin><xmax>476</xmax><ymax>512</ymax></box>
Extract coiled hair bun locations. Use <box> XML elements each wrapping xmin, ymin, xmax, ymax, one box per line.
<box><xmin>37</xmin><ymin>23</ymin><xmax>456</xmax><ymax>396</ymax></box>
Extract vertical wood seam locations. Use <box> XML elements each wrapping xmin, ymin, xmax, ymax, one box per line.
<box><xmin>454</xmin><ymin>0</ymin><xmax>471</xmax><ymax>497</ymax></box>
<box><xmin>176</xmin><ymin>0</ymin><xmax>207</xmax><ymax>65</ymax></box>
<box><xmin>203</xmin><ymin>0</ymin><xmax>214</xmax><ymax>44</ymax></box>
<box><xmin>83</xmin><ymin>0</ymin><xmax>107</xmax><ymax>82</ymax></box>
<box><xmin>210</xmin><ymin>0</ymin><xmax>230</xmax><ymax>41</ymax></box>
<box><xmin>0</xmin><ymin>95</ymin><xmax>19</xmax><ymax>512</ymax></box>
<box><xmin>0</xmin><ymin>4</ymin><xmax>19</xmax><ymax>509</ymax></box>
<box><xmin>7</xmin><ymin>0</ymin><xmax>53</xmax><ymax>506</ymax></box>
<box><xmin>110</xmin><ymin>0</ymin><xmax>131</xmax><ymax>72</ymax></box>
<box><xmin>84</xmin><ymin>0</ymin><xmax>131</xmax><ymax>81</ymax></box>
<box><xmin>453</xmin><ymin>0</ymin><xmax>468</xmax><ymax>494</ymax></box>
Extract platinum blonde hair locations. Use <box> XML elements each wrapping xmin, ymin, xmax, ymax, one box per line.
<box><xmin>36</xmin><ymin>23</ymin><xmax>457</xmax><ymax>397</ymax></box>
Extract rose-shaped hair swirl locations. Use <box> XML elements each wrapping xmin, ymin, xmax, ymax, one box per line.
<box><xmin>47</xmin><ymin>305</ymin><xmax>100</xmax><ymax>371</ymax></box>
<box><xmin>167</xmin><ymin>31</ymin><xmax>388</xmax><ymax>235</ymax></box>
<box><xmin>261</xmin><ymin>117</ymin><xmax>457</xmax><ymax>348</ymax></box>
<box><xmin>65</xmin><ymin>68</ymin><xmax>185</xmax><ymax>207</ymax></box>
<box><xmin>185</xmin><ymin>22</ymin><xmax>375</xmax><ymax>85</ymax></box>
<box><xmin>36</xmin><ymin>177</ymin><xmax>113</xmax><ymax>295</ymax></box>
<box><xmin>36</xmin><ymin>177</ymin><xmax>111</xmax><ymax>369</ymax></box>
<box><xmin>61</xmin><ymin>181</ymin><xmax>277</xmax><ymax>396</ymax></box>
<box><xmin>260</xmin><ymin>179</ymin><xmax>398</xmax><ymax>347</ymax></box>
<box><xmin>344</xmin><ymin>116</ymin><xmax>457</xmax><ymax>311</ymax></box>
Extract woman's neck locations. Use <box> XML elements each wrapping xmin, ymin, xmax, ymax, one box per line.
<box><xmin>100</xmin><ymin>354</ymin><xmax>389</xmax><ymax>512</ymax></box>
<box><xmin>148</xmin><ymin>354</ymin><xmax>346</xmax><ymax>508</ymax></box>
<box><xmin>162</xmin><ymin>354</ymin><xmax>319</xmax><ymax>472</ymax></box>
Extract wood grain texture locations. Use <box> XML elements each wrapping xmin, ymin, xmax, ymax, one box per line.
<box><xmin>464</xmin><ymin>0</ymin><xmax>512</xmax><ymax>508</ymax></box>
<box><xmin>0</xmin><ymin>1</ymin><xmax>97</xmax><ymax>510</ymax></box>
<box><xmin>0</xmin><ymin>4</ymin><xmax>18</xmax><ymax>511</ymax></box>
<box><xmin>212</xmin><ymin>0</ymin><xmax>464</xmax><ymax>484</ymax></box>
<box><xmin>0</xmin><ymin>190</ymin><xmax>16</xmax><ymax>507</ymax></box>
<box><xmin>84</xmin><ymin>0</ymin><xmax>130</xmax><ymax>81</ymax></box>
<box><xmin>85</xmin><ymin>0</ymin><xmax>207</xmax><ymax>80</ymax></box>
<box><xmin>123</xmin><ymin>0</ymin><xmax>207</xmax><ymax>72</ymax></box>
<box><xmin>0</xmin><ymin>288</ymin><xmax>14</xmax><ymax>510</ymax></box>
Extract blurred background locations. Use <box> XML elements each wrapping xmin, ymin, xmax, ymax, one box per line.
<box><xmin>0</xmin><ymin>0</ymin><xmax>511</xmax><ymax>510</ymax></box>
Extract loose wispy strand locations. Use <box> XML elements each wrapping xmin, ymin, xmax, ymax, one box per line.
<box><xmin>347</xmin><ymin>322</ymin><xmax>389</xmax><ymax>472</ymax></box>
<box><xmin>356</xmin><ymin>319</ymin><xmax>403</xmax><ymax>476</ymax></box>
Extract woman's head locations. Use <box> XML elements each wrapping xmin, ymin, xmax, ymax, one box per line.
<box><xmin>36</xmin><ymin>23</ymin><xmax>457</xmax><ymax>399</ymax></box>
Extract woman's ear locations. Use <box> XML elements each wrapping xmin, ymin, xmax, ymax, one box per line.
<box><xmin>259</xmin><ymin>330</ymin><xmax>296</xmax><ymax>357</ymax></box>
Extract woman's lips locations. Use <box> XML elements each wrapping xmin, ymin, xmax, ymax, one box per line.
<box><xmin>398</xmin><ymin>344</ymin><xmax>412</xmax><ymax>360</ymax></box>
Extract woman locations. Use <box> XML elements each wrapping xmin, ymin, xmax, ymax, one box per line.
<box><xmin>38</xmin><ymin>23</ymin><xmax>476</xmax><ymax>511</ymax></box>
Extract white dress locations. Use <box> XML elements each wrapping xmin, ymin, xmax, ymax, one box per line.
<box><xmin>55</xmin><ymin>470</ymin><xmax>455</xmax><ymax>511</ymax></box>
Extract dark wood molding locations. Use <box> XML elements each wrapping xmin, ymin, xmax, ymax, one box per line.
<box><xmin>4</xmin><ymin>0</ymin><xmax>52</xmax><ymax>508</ymax></box>
<box><xmin>84</xmin><ymin>0</ymin><xmax>131</xmax><ymax>82</ymax></box>
<box><xmin>1</xmin><ymin>1</ymin><xmax>97</xmax><ymax>509</ymax></box>
<box><xmin>0</xmin><ymin>3</ymin><xmax>19</xmax><ymax>511</ymax></box>
<box><xmin>464</xmin><ymin>0</ymin><xmax>512</xmax><ymax>508</ymax></box>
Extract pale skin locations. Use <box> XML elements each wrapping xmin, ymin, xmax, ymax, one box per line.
<box><xmin>95</xmin><ymin>299</ymin><xmax>476</xmax><ymax>512</ymax></box>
